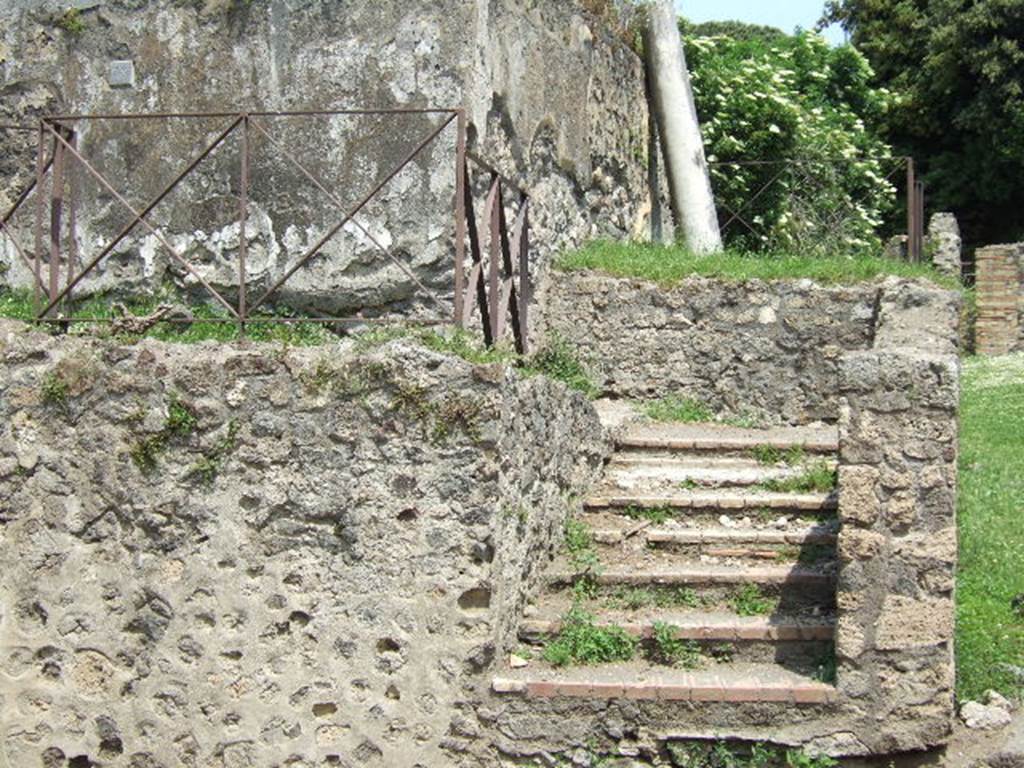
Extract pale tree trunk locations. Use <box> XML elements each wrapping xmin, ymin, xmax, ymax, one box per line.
<box><xmin>643</xmin><ymin>0</ymin><xmax>722</xmax><ymax>254</ymax></box>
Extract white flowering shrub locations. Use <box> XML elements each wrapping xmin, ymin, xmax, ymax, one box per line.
<box><xmin>685</xmin><ymin>29</ymin><xmax>898</xmax><ymax>255</ymax></box>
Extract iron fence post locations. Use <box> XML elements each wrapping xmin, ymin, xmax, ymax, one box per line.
<box><xmin>906</xmin><ymin>157</ymin><xmax>916</xmax><ymax>262</ymax></box>
<box><xmin>454</xmin><ymin>108</ymin><xmax>467</xmax><ymax>328</ymax></box>
<box><xmin>49</xmin><ymin>125</ymin><xmax>66</xmax><ymax>312</ymax></box>
<box><xmin>33</xmin><ymin>122</ymin><xmax>45</xmax><ymax>317</ymax></box>
<box><xmin>238</xmin><ymin>113</ymin><xmax>250</xmax><ymax>337</ymax></box>
<box><xmin>67</xmin><ymin>127</ymin><xmax>78</xmax><ymax>307</ymax></box>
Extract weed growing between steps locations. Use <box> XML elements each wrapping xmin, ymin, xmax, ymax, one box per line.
<box><xmin>651</xmin><ymin>622</ymin><xmax>702</xmax><ymax>668</ymax></box>
<box><xmin>620</xmin><ymin>505</ymin><xmax>674</xmax><ymax>524</ymax></box>
<box><xmin>750</xmin><ymin>444</ymin><xmax>806</xmax><ymax>466</ymax></box>
<box><xmin>731</xmin><ymin>585</ymin><xmax>778</xmax><ymax>617</ymax></box>
<box><xmin>813</xmin><ymin>642</ymin><xmax>837</xmax><ymax>685</ymax></box>
<box><xmin>643</xmin><ymin>395</ymin><xmax>714</xmax><ymax>423</ymax></box>
<box><xmin>758</xmin><ymin>461</ymin><xmax>836</xmax><ymax>493</ymax></box>
<box><xmin>640</xmin><ymin>394</ymin><xmax>766</xmax><ymax>428</ymax></box>
<box><xmin>605</xmin><ymin>585</ymin><xmax>706</xmax><ymax>611</ymax></box>
<box><xmin>542</xmin><ymin>605</ymin><xmax>637</xmax><ymax>666</ymax></box>
<box><xmin>664</xmin><ymin>740</ymin><xmax>837</xmax><ymax>768</ymax></box>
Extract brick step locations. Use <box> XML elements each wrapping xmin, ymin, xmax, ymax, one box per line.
<box><xmin>585</xmin><ymin>489</ymin><xmax>837</xmax><ymax>514</ymax></box>
<box><xmin>589</xmin><ymin>517</ymin><xmax>837</xmax><ymax>548</ymax></box>
<box><xmin>546</xmin><ymin>554</ymin><xmax>836</xmax><ymax>609</ymax></box>
<box><xmin>492</xmin><ymin>661</ymin><xmax>838</xmax><ymax>705</ymax></box>
<box><xmin>602</xmin><ymin>455</ymin><xmax>836</xmax><ymax>490</ymax></box>
<box><xmin>614</xmin><ymin>422</ymin><xmax>838</xmax><ymax>456</ymax></box>
<box><xmin>548</xmin><ymin>561</ymin><xmax>835</xmax><ymax>589</ymax></box>
<box><xmin>518</xmin><ymin>612</ymin><xmax>833</xmax><ymax>668</ymax></box>
<box><xmin>520</xmin><ymin>612</ymin><xmax>835</xmax><ymax>643</ymax></box>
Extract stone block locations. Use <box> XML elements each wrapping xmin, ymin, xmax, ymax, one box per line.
<box><xmin>107</xmin><ymin>59</ymin><xmax>135</xmax><ymax>88</ymax></box>
<box><xmin>875</xmin><ymin>595</ymin><xmax>953</xmax><ymax>650</ymax></box>
<box><xmin>838</xmin><ymin>465</ymin><xmax>881</xmax><ymax>526</ymax></box>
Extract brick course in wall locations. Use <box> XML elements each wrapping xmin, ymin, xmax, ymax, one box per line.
<box><xmin>974</xmin><ymin>243</ymin><xmax>1024</xmax><ymax>356</ymax></box>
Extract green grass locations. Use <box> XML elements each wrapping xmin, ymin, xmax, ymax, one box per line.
<box><xmin>605</xmin><ymin>585</ymin><xmax>704</xmax><ymax>611</ymax></box>
<box><xmin>555</xmin><ymin>240</ymin><xmax>960</xmax><ymax>289</ymax></box>
<box><xmin>542</xmin><ymin>606</ymin><xmax>637</xmax><ymax>667</ymax></box>
<box><xmin>956</xmin><ymin>353</ymin><xmax>1024</xmax><ymax>701</ymax></box>
<box><xmin>666</xmin><ymin>741</ymin><xmax>837</xmax><ymax>768</ymax></box>
<box><xmin>650</xmin><ymin>621</ymin><xmax>703</xmax><ymax>668</ymax></box>
<box><xmin>0</xmin><ymin>288</ymin><xmax>332</xmax><ymax>346</ymax></box>
<box><xmin>642</xmin><ymin>395</ymin><xmax>715</xmax><ymax>423</ymax></box>
<box><xmin>759</xmin><ymin>461</ymin><xmax>836</xmax><ymax>494</ymax></box>
<box><xmin>524</xmin><ymin>336</ymin><xmax>600</xmax><ymax>398</ymax></box>
<box><xmin>750</xmin><ymin>444</ymin><xmax>806</xmax><ymax>466</ymax></box>
<box><xmin>731</xmin><ymin>585</ymin><xmax>777</xmax><ymax>617</ymax></box>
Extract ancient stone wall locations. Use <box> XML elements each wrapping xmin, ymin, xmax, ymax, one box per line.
<box><xmin>0</xmin><ymin>0</ymin><xmax>668</xmax><ymax>318</ymax></box>
<box><xmin>542</xmin><ymin>272</ymin><xmax>960</xmax><ymax>425</ymax></box>
<box><xmin>0</xmin><ymin>321</ymin><xmax>606</xmax><ymax>767</ymax></box>
<box><xmin>833</xmin><ymin>344</ymin><xmax>960</xmax><ymax>753</ymax></box>
<box><xmin>974</xmin><ymin>243</ymin><xmax>1024</xmax><ymax>356</ymax></box>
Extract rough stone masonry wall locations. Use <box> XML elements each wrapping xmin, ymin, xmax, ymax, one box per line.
<box><xmin>833</xmin><ymin>322</ymin><xmax>960</xmax><ymax>753</ymax></box>
<box><xmin>0</xmin><ymin>0</ymin><xmax>666</xmax><ymax>318</ymax></box>
<box><xmin>974</xmin><ymin>243</ymin><xmax>1024</xmax><ymax>356</ymax></box>
<box><xmin>0</xmin><ymin>321</ymin><xmax>605</xmax><ymax>768</ymax></box>
<box><xmin>542</xmin><ymin>272</ymin><xmax>960</xmax><ymax>425</ymax></box>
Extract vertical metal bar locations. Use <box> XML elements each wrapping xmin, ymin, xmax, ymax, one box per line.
<box><xmin>33</xmin><ymin>122</ymin><xmax>46</xmax><ymax>317</ymax></box>
<box><xmin>916</xmin><ymin>180</ymin><xmax>925</xmax><ymax>265</ymax></box>
<box><xmin>497</xmin><ymin>194</ymin><xmax>520</xmax><ymax>354</ymax></box>
<box><xmin>67</xmin><ymin>128</ymin><xmax>79</xmax><ymax>306</ymax></box>
<box><xmin>517</xmin><ymin>197</ymin><xmax>531</xmax><ymax>356</ymax></box>
<box><xmin>906</xmin><ymin>157</ymin><xmax>916</xmax><ymax>262</ymax></box>
<box><xmin>238</xmin><ymin>114</ymin><xmax>249</xmax><ymax>336</ymax></box>
<box><xmin>465</xmin><ymin>166</ymin><xmax>491</xmax><ymax>343</ymax></box>
<box><xmin>487</xmin><ymin>175</ymin><xmax>501</xmax><ymax>344</ymax></box>
<box><xmin>453</xmin><ymin>109</ymin><xmax>467</xmax><ymax>326</ymax></box>
<box><xmin>49</xmin><ymin>127</ymin><xmax>66</xmax><ymax>311</ymax></box>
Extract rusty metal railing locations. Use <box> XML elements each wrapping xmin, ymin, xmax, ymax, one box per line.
<box><xmin>708</xmin><ymin>156</ymin><xmax>925</xmax><ymax>261</ymax></box>
<box><xmin>0</xmin><ymin>109</ymin><xmax>531</xmax><ymax>350</ymax></box>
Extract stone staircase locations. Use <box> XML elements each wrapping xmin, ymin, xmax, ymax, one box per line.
<box><xmin>493</xmin><ymin>408</ymin><xmax>841</xmax><ymax>708</ymax></box>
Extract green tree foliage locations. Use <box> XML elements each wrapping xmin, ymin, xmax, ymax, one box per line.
<box><xmin>821</xmin><ymin>0</ymin><xmax>1024</xmax><ymax>247</ymax></box>
<box><xmin>681</xmin><ymin>20</ymin><xmax>897</xmax><ymax>255</ymax></box>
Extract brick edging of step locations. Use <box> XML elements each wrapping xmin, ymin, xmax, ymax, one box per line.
<box><xmin>520</xmin><ymin>618</ymin><xmax>835</xmax><ymax>642</ymax></box>
<box><xmin>548</xmin><ymin>566</ymin><xmax>836</xmax><ymax>587</ymax></box>
<box><xmin>616</xmin><ymin>436</ymin><xmax>838</xmax><ymax>454</ymax></box>
<box><xmin>585</xmin><ymin>492</ymin><xmax>838</xmax><ymax>512</ymax></box>
<box><xmin>492</xmin><ymin>676</ymin><xmax>839</xmax><ymax>704</ymax></box>
<box><xmin>592</xmin><ymin>527</ymin><xmax>837</xmax><ymax>547</ymax></box>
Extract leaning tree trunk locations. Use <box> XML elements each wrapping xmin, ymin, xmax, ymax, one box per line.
<box><xmin>643</xmin><ymin>0</ymin><xmax>722</xmax><ymax>254</ymax></box>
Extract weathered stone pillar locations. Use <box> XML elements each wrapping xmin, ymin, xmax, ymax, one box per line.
<box><xmin>927</xmin><ymin>213</ymin><xmax>962</xmax><ymax>278</ymax></box>
<box><xmin>835</xmin><ymin>347</ymin><xmax>959</xmax><ymax>753</ymax></box>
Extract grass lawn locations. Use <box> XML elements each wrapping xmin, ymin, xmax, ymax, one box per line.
<box><xmin>555</xmin><ymin>240</ymin><xmax>958</xmax><ymax>288</ymax></box>
<box><xmin>956</xmin><ymin>352</ymin><xmax>1024</xmax><ymax>701</ymax></box>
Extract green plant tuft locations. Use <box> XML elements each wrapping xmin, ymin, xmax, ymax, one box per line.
<box><xmin>542</xmin><ymin>606</ymin><xmax>637</xmax><ymax>666</ymax></box>
<box><xmin>759</xmin><ymin>461</ymin><xmax>836</xmax><ymax>493</ymax></box>
<box><xmin>642</xmin><ymin>394</ymin><xmax>714</xmax><ymax>423</ymax></box>
<box><xmin>731</xmin><ymin>585</ymin><xmax>777</xmax><ymax>617</ymax></box>
<box><xmin>56</xmin><ymin>8</ymin><xmax>86</xmax><ymax>34</ymax></box>
<box><xmin>650</xmin><ymin>621</ymin><xmax>703</xmax><ymax>668</ymax></box>
<box><xmin>165</xmin><ymin>395</ymin><xmax>198</xmax><ymax>437</ymax></box>
<box><xmin>525</xmin><ymin>337</ymin><xmax>599</xmax><ymax>398</ymax></box>
<box><xmin>41</xmin><ymin>372</ymin><xmax>69</xmax><ymax>408</ymax></box>
<box><xmin>620</xmin><ymin>505</ymin><xmax>673</xmax><ymax>524</ymax></box>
